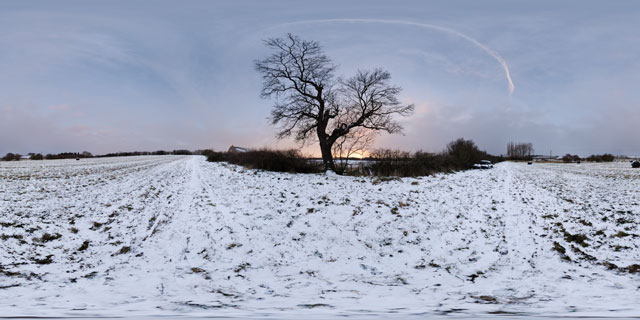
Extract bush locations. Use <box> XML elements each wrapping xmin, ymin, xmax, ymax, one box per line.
<box><xmin>586</xmin><ymin>154</ymin><xmax>615</xmax><ymax>162</ymax></box>
<box><xmin>367</xmin><ymin>149</ymin><xmax>418</xmax><ymax>176</ymax></box>
<box><xmin>2</xmin><ymin>153</ymin><xmax>21</xmax><ymax>161</ymax></box>
<box><xmin>365</xmin><ymin>138</ymin><xmax>502</xmax><ymax>177</ymax></box>
<box><xmin>30</xmin><ymin>153</ymin><xmax>44</xmax><ymax>160</ymax></box>
<box><xmin>206</xmin><ymin>148</ymin><xmax>322</xmax><ymax>173</ymax></box>
<box><xmin>225</xmin><ymin>149</ymin><xmax>321</xmax><ymax>173</ymax></box>
<box><xmin>203</xmin><ymin>139</ymin><xmax>501</xmax><ymax>177</ymax></box>
<box><xmin>562</xmin><ymin>154</ymin><xmax>582</xmax><ymax>163</ymax></box>
<box><xmin>44</xmin><ymin>152</ymin><xmax>93</xmax><ymax>160</ymax></box>
<box><xmin>446</xmin><ymin>138</ymin><xmax>486</xmax><ymax>169</ymax></box>
<box><xmin>206</xmin><ymin>151</ymin><xmax>228</xmax><ymax>162</ymax></box>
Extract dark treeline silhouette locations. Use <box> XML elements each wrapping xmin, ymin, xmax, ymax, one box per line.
<box><xmin>97</xmin><ymin>150</ymin><xmax>203</xmax><ymax>157</ymax></box>
<box><xmin>44</xmin><ymin>152</ymin><xmax>93</xmax><ymax>160</ymax></box>
<box><xmin>1</xmin><ymin>149</ymin><xmax>210</xmax><ymax>161</ymax></box>
<box><xmin>562</xmin><ymin>153</ymin><xmax>617</xmax><ymax>163</ymax></box>
<box><xmin>96</xmin><ymin>150</ymin><xmax>194</xmax><ymax>157</ymax></box>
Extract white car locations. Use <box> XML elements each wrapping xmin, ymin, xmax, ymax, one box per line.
<box><xmin>473</xmin><ymin>160</ymin><xmax>493</xmax><ymax>169</ymax></box>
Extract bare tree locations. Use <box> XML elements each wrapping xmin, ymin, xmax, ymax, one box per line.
<box><xmin>254</xmin><ymin>34</ymin><xmax>414</xmax><ymax>172</ymax></box>
<box><xmin>507</xmin><ymin>142</ymin><xmax>534</xmax><ymax>160</ymax></box>
<box><xmin>332</xmin><ymin>127</ymin><xmax>376</xmax><ymax>174</ymax></box>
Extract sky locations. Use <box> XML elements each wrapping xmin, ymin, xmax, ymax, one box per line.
<box><xmin>1</xmin><ymin>0</ymin><xmax>639</xmax><ymax>157</ymax></box>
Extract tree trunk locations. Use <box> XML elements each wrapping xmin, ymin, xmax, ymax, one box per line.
<box><xmin>319</xmin><ymin>139</ymin><xmax>336</xmax><ymax>172</ymax></box>
<box><xmin>317</xmin><ymin>124</ymin><xmax>336</xmax><ymax>172</ymax></box>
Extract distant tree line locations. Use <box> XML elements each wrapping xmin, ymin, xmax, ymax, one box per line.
<box><xmin>507</xmin><ymin>142</ymin><xmax>534</xmax><ymax>160</ymax></box>
<box><xmin>95</xmin><ymin>150</ymin><xmax>196</xmax><ymax>157</ymax></box>
<box><xmin>562</xmin><ymin>154</ymin><xmax>582</xmax><ymax>163</ymax></box>
<box><xmin>43</xmin><ymin>152</ymin><xmax>93</xmax><ymax>160</ymax></box>
<box><xmin>585</xmin><ymin>154</ymin><xmax>615</xmax><ymax>162</ymax></box>
<box><xmin>562</xmin><ymin>153</ymin><xmax>616</xmax><ymax>163</ymax></box>
<box><xmin>1</xmin><ymin>153</ymin><xmax>22</xmax><ymax>161</ymax></box>
<box><xmin>1</xmin><ymin>149</ymin><xmax>210</xmax><ymax>161</ymax></box>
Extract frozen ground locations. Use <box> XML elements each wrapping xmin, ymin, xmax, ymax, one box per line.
<box><xmin>0</xmin><ymin>156</ymin><xmax>638</xmax><ymax>318</ymax></box>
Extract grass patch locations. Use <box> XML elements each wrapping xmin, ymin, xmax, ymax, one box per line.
<box><xmin>226</xmin><ymin>243</ymin><xmax>243</xmax><ymax>250</ymax></box>
<box><xmin>473</xmin><ymin>295</ymin><xmax>498</xmax><ymax>304</ymax></box>
<box><xmin>32</xmin><ymin>233</ymin><xmax>62</xmax><ymax>243</ymax></box>
<box><xmin>234</xmin><ymin>262</ymin><xmax>251</xmax><ymax>273</ymax></box>
<box><xmin>613</xmin><ymin>231</ymin><xmax>632</xmax><ymax>238</ymax></box>
<box><xmin>78</xmin><ymin>240</ymin><xmax>90</xmax><ymax>251</ymax></box>
<box><xmin>113</xmin><ymin>246</ymin><xmax>131</xmax><ymax>255</ymax></box>
<box><xmin>563</xmin><ymin>232</ymin><xmax>589</xmax><ymax>247</ymax></box>
<box><xmin>33</xmin><ymin>255</ymin><xmax>54</xmax><ymax>265</ymax></box>
<box><xmin>553</xmin><ymin>242</ymin><xmax>571</xmax><ymax>261</ymax></box>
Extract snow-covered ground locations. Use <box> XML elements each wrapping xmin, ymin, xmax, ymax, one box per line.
<box><xmin>1</xmin><ymin>156</ymin><xmax>638</xmax><ymax>318</ymax></box>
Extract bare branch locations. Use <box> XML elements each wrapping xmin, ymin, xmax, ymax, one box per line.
<box><xmin>254</xmin><ymin>35</ymin><xmax>414</xmax><ymax>172</ymax></box>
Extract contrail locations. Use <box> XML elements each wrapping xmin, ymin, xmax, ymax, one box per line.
<box><xmin>275</xmin><ymin>18</ymin><xmax>515</xmax><ymax>95</ymax></box>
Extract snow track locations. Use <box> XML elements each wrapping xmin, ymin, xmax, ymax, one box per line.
<box><xmin>1</xmin><ymin>156</ymin><xmax>638</xmax><ymax>318</ymax></box>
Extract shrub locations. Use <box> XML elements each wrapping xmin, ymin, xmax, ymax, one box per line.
<box><xmin>206</xmin><ymin>151</ymin><xmax>228</xmax><ymax>162</ymax></box>
<box><xmin>367</xmin><ymin>149</ymin><xmax>417</xmax><ymax>176</ymax></box>
<box><xmin>601</xmin><ymin>154</ymin><xmax>615</xmax><ymax>162</ymax></box>
<box><xmin>365</xmin><ymin>139</ymin><xmax>502</xmax><ymax>177</ymax></box>
<box><xmin>1</xmin><ymin>153</ymin><xmax>21</xmax><ymax>161</ymax></box>
<box><xmin>225</xmin><ymin>149</ymin><xmax>321</xmax><ymax>173</ymax></box>
<box><xmin>562</xmin><ymin>154</ymin><xmax>581</xmax><ymax>163</ymax></box>
<box><xmin>198</xmin><ymin>149</ymin><xmax>214</xmax><ymax>156</ymax></box>
<box><xmin>586</xmin><ymin>154</ymin><xmax>615</xmax><ymax>162</ymax></box>
<box><xmin>446</xmin><ymin>138</ymin><xmax>486</xmax><ymax>169</ymax></box>
<box><xmin>29</xmin><ymin>153</ymin><xmax>44</xmax><ymax>160</ymax></box>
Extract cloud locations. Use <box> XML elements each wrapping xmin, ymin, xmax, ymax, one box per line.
<box><xmin>275</xmin><ymin>18</ymin><xmax>515</xmax><ymax>95</ymax></box>
<box><xmin>1</xmin><ymin>2</ymin><xmax>639</xmax><ymax>157</ymax></box>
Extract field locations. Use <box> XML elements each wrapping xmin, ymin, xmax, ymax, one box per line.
<box><xmin>1</xmin><ymin>156</ymin><xmax>639</xmax><ymax>318</ymax></box>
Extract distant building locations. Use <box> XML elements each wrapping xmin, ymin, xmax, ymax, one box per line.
<box><xmin>532</xmin><ymin>155</ymin><xmax>561</xmax><ymax>162</ymax></box>
<box><xmin>228</xmin><ymin>145</ymin><xmax>249</xmax><ymax>153</ymax></box>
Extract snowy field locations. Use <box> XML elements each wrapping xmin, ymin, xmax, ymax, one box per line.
<box><xmin>1</xmin><ymin>156</ymin><xmax>639</xmax><ymax>319</ymax></box>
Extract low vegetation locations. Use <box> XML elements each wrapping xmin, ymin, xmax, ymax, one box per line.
<box><xmin>225</xmin><ymin>149</ymin><xmax>322</xmax><ymax>174</ymax></box>
<box><xmin>205</xmin><ymin>138</ymin><xmax>502</xmax><ymax>177</ymax></box>
<box><xmin>45</xmin><ymin>152</ymin><xmax>93</xmax><ymax>160</ymax></box>
<box><xmin>585</xmin><ymin>154</ymin><xmax>615</xmax><ymax>162</ymax></box>
<box><xmin>2</xmin><ymin>153</ymin><xmax>22</xmax><ymax>161</ymax></box>
<box><xmin>562</xmin><ymin>154</ymin><xmax>582</xmax><ymax>163</ymax></box>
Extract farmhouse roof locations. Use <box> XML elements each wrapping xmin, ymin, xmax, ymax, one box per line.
<box><xmin>228</xmin><ymin>145</ymin><xmax>249</xmax><ymax>153</ymax></box>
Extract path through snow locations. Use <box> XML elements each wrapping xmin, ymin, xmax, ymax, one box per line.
<box><xmin>1</xmin><ymin>156</ymin><xmax>638</xmax><ymax>318</ymax></box>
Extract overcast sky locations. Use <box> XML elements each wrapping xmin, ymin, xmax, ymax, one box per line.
<box><xmin>1</xmin><ymin>0</ymin><xmax>639</xmax><ymax>156</ymax></box>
